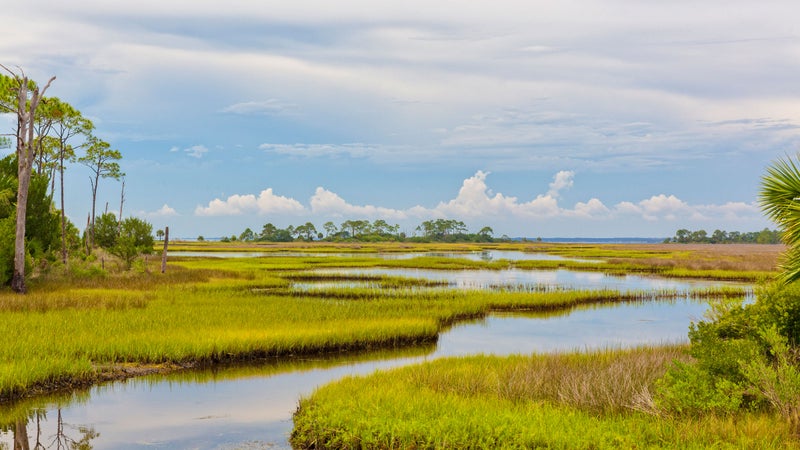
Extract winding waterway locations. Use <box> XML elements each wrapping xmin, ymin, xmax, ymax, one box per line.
<box><xmin>1</xmin><ymin>257</ymin><xmax>745</xmax><ymax>449</ymax></box>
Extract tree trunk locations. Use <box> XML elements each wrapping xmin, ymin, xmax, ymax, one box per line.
<box><xmin>13</xmin><ymin>418</ymin><xmax>30</xmax><ymax>450</ymax></box>
<box><xmin>118</xmin><ymin>178</ymin><xmax>125</xmax><ymax>236</ymax></box>
<box><xmin>89</xmin><ymin>176</ymin><xmax>98</xmax><ymax>248</ymax></box>
<box><xmin>11</xmin><ymin>165</ymin><xmax>31</xmax><ymax>293</ymax></box>
<box><xmin>60</xmin><ymin>151</ymin><xmax>67</xmax><ymax>265</ymax></box>
<box><xmin>4</xmin><ymin>67</ymin><xmax>55</xmax><ymax>294</ymax></box>
<box><xmin>161</xmin><ymin>226</ymin><xmax>169</xmax><ymax>273</ymax></box>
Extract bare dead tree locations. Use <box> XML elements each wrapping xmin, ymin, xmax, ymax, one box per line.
<box><xmin>0</xmin><ymin>65</ymin><xmax>55</xmax><ymax>293</ymax></box>
<box><xmin>161</xmin><ymin>226</ymin><xmax>169</xmax><ymax>273</ymax></box>
<box><xmin>118</xmin><ymin>177</ymin><xmax>125</xmax><ymax>236</ymax></box>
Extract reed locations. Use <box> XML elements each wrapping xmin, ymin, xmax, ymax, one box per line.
<box><xmin>291</xmin><ymin>347</ymin><xmax>798</xmax><ymax>449</ymax></box>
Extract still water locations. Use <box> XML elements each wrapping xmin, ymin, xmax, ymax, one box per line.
<box><xmin>311</xmin><ymin>267</ymin><xmax>748</xmax><ymax>293</ymax></box>
<box><xmin>169</xmin><ymin>250</ymin><xmax>590</xmax><ymax>262</ymax></box>
<box><xmin>1</xmin><ymin>297</ymin><xmax>711</xmax><ymax>449</ymax></box>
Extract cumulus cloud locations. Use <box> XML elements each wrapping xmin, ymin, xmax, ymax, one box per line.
<box><xmin>191</xmin><ymin>171</ymin><xmax>763</xmax><ymax>228</ymax></box>
<box><xmin>146</xmin><ymin>204</ymin><xmax>179</xmax><ymax>217</ymax></box>
<box><xmin>638</xmin><ymin>194</ymin><xmax>692</xmax><ymax>221</ymax></box>
<box><xmin>195</xmin><ymin>188</ymin><xmax>306</xmax><ymax>216</ymax></box>
<box><xmin>310</xmin><ymin>187</ymin><xmax>411</xmax><ymax>219</ymax></box>
<box><xmin>569</xmin><ymin>198</ymin><xmax>610</xmax><ymax>218</ymax></box>
<box><xmin>436</xmin><ymin>170</ymin><xmax>521</xmax><ymax>217</ymax></box>
<box><xmin>547</xmin><ymin>170</ymin><xmax>574</xmax><ymax>198</ymax></box>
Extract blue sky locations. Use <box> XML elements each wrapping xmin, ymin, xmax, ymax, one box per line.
<box><xmin>2</xmin><ymin>1</ymin><xmax>799</xmax><ymax>239</ymax></box>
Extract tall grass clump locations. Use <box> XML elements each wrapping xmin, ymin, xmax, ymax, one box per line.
<box><xmin>292</xmin><ymin>347</ymin><xmax>798</xmax><ymax>449</ymax></box>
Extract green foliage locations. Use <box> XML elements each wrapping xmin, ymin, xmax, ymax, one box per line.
<box><xmin>107</xmin><ymin>217</ymin><xmax>154</xmax><ymax>269</ymax></box>
<box><xmin>655</xmin><ymin>360</ymin><xmax>744</xmax><ymax>415</ymax></box>
<box><xmin>749</xmin><ymin>283</ymin><xmax>800</xmax><ymax>345</ymax></box>
<box><xmin>120</xmin><ymin>217</ymin><xmax>154</xmax><ymax>252</ymax></box>
<box><xmin>666</xmin><ymin>228</ymin><xmax>781</xmax><ymax>244</ymax></box>
<box><xmin>0</xmin><ymin>155</ymin><xmax>60</xmax><ymax>284</ymax></box>
<box><xmin>0</xmin><ymin>216</ymin><xmax>16</xmax><ymax>285</ymax></box>
<box><xmin>760</xmin><ymin>154</ymin><xmax>800</xmax><ymax>282</ymax></box>
<box><xmin>93</xmin><ymin>212</ymin><xmax>119</xmax><ymax>249</ymax></box>
<box><xmin>292</xmin><ymin>348</ymin><xmax>794</xmax><ymax>449</ymax></box>
<box><xmin>657</xmin><ymin>282</ymin><xmax>800</xmax><ymax>422</ymax></box>
<box><xmin>740</xmin><ymin>327</ymin><xmax>800</xmax><ymax>424</ymax></box>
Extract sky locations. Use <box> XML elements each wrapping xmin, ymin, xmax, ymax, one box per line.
<box><xmin>1</xmin><ymin>1</ymin><xmax>799</xmax><ymax>239</ymax></box>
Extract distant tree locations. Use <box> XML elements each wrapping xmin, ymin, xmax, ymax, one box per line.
<box><xmin>690</xmin><ymin>229</ymin><xmax>708</xmax><ymax>243</ymax></box>
<box><xmin>371</xmin><ymin>219</ymin><xmax>391</xmax><ymax>236</ymax></box>
<box><xmin>260</xmin><ymin>223</ymin><xmax>278</xmax><ymax>241</ymax></box>
<box><xmin>710</xmin><ymin>229</ymin><xmax>727</xmax><ymax>244</ymax></box>
<box><xmin>323</xmin><ymin>221</ymin><xmax>338</xmax><ymax>238</ymax></box>
<box><xmin>109</xmin><ymin>216</ymin><xmax>154</xmax><ymax>269</ymax></box>
<box><xmin>239</xmin><ymin>227</ymin><xmax>255</xmax><ymax>242</ymax></box>
<box><xmin>48</xmin><ymin>99</ymin><xmax>92</xmax><ymax>264</ymax></box>
<box><xmin>93</xmin><ymin>212</ymin><xmax>119</xmax><ymax>249</ymax></box>
<box><xmin>295</xmin><ymin>222</ymin><xmax>318</xmax><ymax>241</ymax></box>
<box><xmin>156</xmin><ymin>229</ymin><xmax>165</xmax><ymax>241</ymax></box>
<box><xmin>478</xmin><ymin>226</ymin><xmax>494</xmax><ymax>239</ymax></box>
<box><xmin>197</xmin><ymin>235</ymin><xmax>205</xmax><ymax>242</ymax></box>
<box><xmin>78</xmin><ymin>137</ymin><xmax>123</xmax><ymax>248</ymax></box>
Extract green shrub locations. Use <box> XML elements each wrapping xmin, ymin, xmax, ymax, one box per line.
<box><xmin>0</xmin><ymin>216</ymin><xmax>15</xmax><ymax>285</ymax></box>
<box><xmin>655</xmin><ymin>360</ymin><xmax>744</xmax><ymax>415</ymax></box>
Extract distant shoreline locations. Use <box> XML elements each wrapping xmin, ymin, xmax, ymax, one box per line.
<box><xmin>524</xmin><ymin>237</ymin><xmax>666</xmax><ymax>244</ymax></box>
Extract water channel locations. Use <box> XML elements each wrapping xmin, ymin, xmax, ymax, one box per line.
<box><xmin>169</xmin><ymin>250</ymin><xmax>592</xmax><ymax>263</ymax></box>
<box><xmin>1</xmin><ymin>259</ymin><xmax>744</xmax><ymax>449</ymax></box>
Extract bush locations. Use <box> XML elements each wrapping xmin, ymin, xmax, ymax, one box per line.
<box><xmin>93</xmin><ymin>212</ymin><xmax>119</xmax><ymax>249</ymax></box>
<box><xmin>0</xmin><ymin>215</ymin><xmax>15</xmax><ymax>285</ymax></box>
<box><xmin>107</xmin><ymin>217</ymin><xmax>154</xmax><ymax>269</ymax></box>
<box><xmin>655</xmin><ymin>361</ymin><xmax>744</xmax><ymax>415</ymax></box>
<box><xmin>656</xmin><ymin>284</ymin><xmax>800</xmax><ymax>419</ymax></box>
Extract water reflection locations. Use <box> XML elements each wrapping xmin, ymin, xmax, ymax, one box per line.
<box><xmin>168</xmin><ymin>250</ymin><xmax>592</xmax><ymax>263</ymax></box>
<box><xmin>314</xmin><ymin>267</ymin><xmax>748</xmax><ymax>293</ymax></box>
<box><xmin>2</xmin><ymin>409</ymin><xmax>98</xmax><ymax>450</ymax></box>
<box><xmin>1</xmin><ymin>298</ymin><xmax>713</xmax><ymax>449</ymax></box>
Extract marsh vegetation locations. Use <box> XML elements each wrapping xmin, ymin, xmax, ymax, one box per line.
<box><xmin>0</xmin><ymin>242</ymin><xmax>791</xmax><ymax>448</ymax></box>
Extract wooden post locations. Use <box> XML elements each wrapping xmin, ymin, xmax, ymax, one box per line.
<box><xmin>161</xmin><ymin>226</ymin><xmax>169</xmax><ymax>273</ymax></box>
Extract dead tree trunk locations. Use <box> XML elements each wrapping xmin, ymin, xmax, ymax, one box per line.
<box><xmin>161</xmin><ymin>226</ymin><xmax>169</xmax><ymax>273</ymax></box>
<box><xmin>118</xmin><ymin>177</ymin><xmax>125</xmax><ymax>236</ymax></box>
<box><xmin>2</xmin><ymin>66</ymin><xmax>55</xmax><ymax>293</ymax></box>
<box><xmin>60</xmin><ymin>150</ymin><xmax>67</xmax><ymax>264</ymax></box>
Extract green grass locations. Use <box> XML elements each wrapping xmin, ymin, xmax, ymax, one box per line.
<box><xmin>292</xmin><ymin>347</ymin><xmax>798</xmax><ymax>449</ymax></box>
<box><xmin>0</xmin><ymin>255</ymin><xmax>750</xmax><ymax>401</ymax></box>
<box><xmin>0</xmin><ymin>241</ymin><xmax>781</xmax><ymax>447</ymax></box>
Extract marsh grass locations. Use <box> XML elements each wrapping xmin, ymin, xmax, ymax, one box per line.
<box><xmin>292</xmin><ymin>347</ymin><xmax>799</xmax><ymax>449</ymax></box>
<box><xmin>0</xmin><ymin>242</ymin><xmax>773</xmax><ymax>403</ymax></box>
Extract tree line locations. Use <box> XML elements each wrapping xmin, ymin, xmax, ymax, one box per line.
<box><xmin>665</xmin><ymin>228</ymin><xmax>782</xmax><ymax>244</ymax></box>
<box><xmin>208</xmin><ymin>219</ymin><xmax>507</xmax><ymax>243</ymax></box>
<box><xmin>0</xmin><ymin>66</ymin><xmax>151</xmax><ymax>292</ymax></box>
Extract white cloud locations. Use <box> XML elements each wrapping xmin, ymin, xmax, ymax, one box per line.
<box><xmin>190</xmin><ymin>171</ymin><xmax>765</xmax><ymax>232</ymax></box>
<box><xmin>569</xmin><ymin>198</ymin><xmax>610</xmax><ymax>218</ymax></box>
<box><xmin>195</xmin><ymin>188</ymin><xmax>305</xmax><ymax>216</ymax></box>
<box><xmin>260</xmin><ymin>143</ymin><xmax>377</xmax><ymax>159</ymax></box>
<box><xmin>310</xmin><ymin>187</ymin><xmax>410</xmax><ymax>219</ymax></box>
<box><xmin>638</xmin><ymin>194</ymin><xmax>692</xmax><ymax>221</ymax></box>
<box><xmin>547</xmin><ymin>170</ymin><xmax>574</xmax><ymax>198</ymax></box>
<box><xmin>435</xmin><ymin>170</ymin><xmax>521</xmax><ymax>217</ymax></box>
<box><xmin>147</xmin><ymin>204</ymin><xmax>179</xmax><ymax>217</ymax></box>
<box><xmin>184</xmin><ymin>145</ymin><xmax>209</xmax><ymax>159</ymax></box>
<box><xmin>220</xmin><ymin>99</ymin><xmax>298</xmax><ymax>116</ymax></box>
